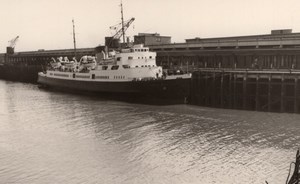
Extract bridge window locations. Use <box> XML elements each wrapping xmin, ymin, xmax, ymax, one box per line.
<box><xmin>102</xmin><ymin>66</ymin><xmax>108</xmax><ymax>70</ymax></box>
<box><xmin>128</xmin><ymin>56</ymin><xmax>133</xmax><ymax>60</ymax></box>
<box><xmin>122</xmin><ymin>65</ymin><xmax>130</xmax><ymax>68</ymax></box>
<box><xmin>111</xmin><ymin>65</ymin><xmax>119</xmax><ymax>70</ymax></box>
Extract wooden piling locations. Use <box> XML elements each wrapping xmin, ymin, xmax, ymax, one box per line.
<box><xmin>255</xmin><ymin>74</ymin><xmax>259</xmax><ymax>111</ymax></box>
<box><xmin>243</xmin><ymin>73</ymin><xmax>247</xmax><ymax>110</ymax></box>
<box><xmin>281</xmin><ymin>74</ymin><xmax>285</xmax><ymax>112</ymax></box>
<box><xmin>205</xmin><ymin>72</ymin><xmax>209</xmax><ymax>106</ymax></box>
<box><xmin>295</xmin><ymin>77</ymin><xmax>298</xmax><ymax>113</ymax></box>
<box><xmin>268</xmin><ymin>74</ymin><xmax>272</xmax><ymax>112</ymax></box>
<box><xmin>229</xmin><ymin>73</ymin><xmax>233</xmax><ymax>108</ymax></box>
<box><xmin>211</xmin><ymin>72</ymin><xmax>216</xmax><ymax>106</ymax></box>
<box><xmin>220</xmin><ymin>72</ymin><xmax>224</xmax><ymax>108</ymax></box>
<box><xmin>233</xmin><ymin>73</ymin><xmax>237</xmax><ymax>109</ymax></box>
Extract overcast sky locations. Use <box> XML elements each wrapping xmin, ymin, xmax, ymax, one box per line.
<box><xmin>1</xmin><ymin>0</ymin><xmax>300</xmax><ymax>53</ymax></box>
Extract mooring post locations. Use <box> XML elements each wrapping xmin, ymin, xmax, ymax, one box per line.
<box><xmin>281</xmin><ymin>74</ymin><xmax>285</xmax><ymax>112</ymax></box>
<box><xmin>255</xmin><ymin>74</ymin><xmax>259</xmax><ymax>111</ymax></box>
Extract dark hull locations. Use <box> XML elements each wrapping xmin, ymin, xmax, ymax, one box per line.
<box><xmin>0</xmin><ymin>64</ymin><xmax>43</xmax><ymax>83</ymax></box>
<box><xmin>38</xmin><ymin>74</ymin><xmax>191</xmax><ymax>104</ymax></box>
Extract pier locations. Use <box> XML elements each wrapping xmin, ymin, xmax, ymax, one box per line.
<box><xmin>145</xmin><ymin>29</ymin><xmax>300</xmax><ymax>113</ymax></box>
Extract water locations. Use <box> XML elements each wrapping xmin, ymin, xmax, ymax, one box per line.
<box><xmin>0</xmin><ymin>80</ymin><xmax>299</xmax><ymax>184</ymax></box>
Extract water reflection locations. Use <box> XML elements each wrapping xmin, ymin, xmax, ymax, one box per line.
<box><xmin>0</xmin><ymin>80</ymin><xmax>299</xmax><ymax>183</ymax></box>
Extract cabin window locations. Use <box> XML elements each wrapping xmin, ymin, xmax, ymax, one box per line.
<box><xmin>128</xmin><ymin>56</ymin><xmax>133</xmax><ymax>60</ymax></box>
<box><xmin>102</xmin><ymin>66</ymin><xmax>108</xmax><ymax>70</ymax></box>
<box><xmin>136</xmin><ymin>66</ymin><xmax>138</xmax><ymax>68</ymax></box>
<box><xmin>149</xmin><ymin>56</ymin><xmax>152</xmax><ymax>59</ymax></box>
<box><xmin>117</xmin><ymin>57</ymin><xmax>121</xmax><ymax>61</ymax></box>
<box><xmin>111</xmin><ymin>65</ymin><xmax>119</xmax><ymax>70</ymax></box>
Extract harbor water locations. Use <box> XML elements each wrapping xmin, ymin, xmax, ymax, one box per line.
<box><xmin>0</xmin><ymin>80</ymin><xmax>300</xmax><ymax>184</ymax></box>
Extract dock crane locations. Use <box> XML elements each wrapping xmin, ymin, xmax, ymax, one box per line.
<box><xmin>110</xmin><ymin>17</ymin><xmax>135</xmax><ymax>41</ymax></box>
<box><xmin>105</xmin><ymin>0</ymin><xmax>134</xmax><ymax>48</ymax></box>
<box><xmin>8</xmin><ymin>36</ymin><xmax>19</xmax><ymax>48</ymax></box>
<box><xmin>7</xmin><ymin>36</ymin><xmax>19</xmax><ymax>54</ymax></box>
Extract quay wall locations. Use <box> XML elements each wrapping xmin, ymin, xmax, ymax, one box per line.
<box><xmin>190</xmin><ymin>69</ymin><xmax>300</xmax><ymax>113</ymax></box>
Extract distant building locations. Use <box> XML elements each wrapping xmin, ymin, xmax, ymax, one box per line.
<box><xmin>185</xmin><ymin>29</ymin><xmax>298</xmax><ymax>45</ymax></box>
<box><xmin>134</xmin><ymin>33</ymin><xmax>171</xmax><ymax>46</ymax></box>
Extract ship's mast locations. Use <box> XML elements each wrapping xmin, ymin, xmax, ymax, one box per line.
<box><xmin>120</xmin><ymin>0</ymin><xmax>126</xmax><ymax>43</ymax></box>
<box><xmin>72</xmin><ymin>19</ymin><xmax>77</xmax><ymax>58</ymax></box>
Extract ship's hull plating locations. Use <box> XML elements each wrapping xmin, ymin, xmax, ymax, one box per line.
<box><xmin>38</xmin><ymin>74</ymin><xmax>191</xmax><ymax>103</ymax></box>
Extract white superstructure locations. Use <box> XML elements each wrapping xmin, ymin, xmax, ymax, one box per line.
<box><xmin>40</xmin><ymin>44</ymin><xmax>163</xmax><ymax>82</ymax></box>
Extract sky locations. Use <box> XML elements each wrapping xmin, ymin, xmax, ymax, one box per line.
<box><xmin>1</xmin><ymin>0</ymin><xmax>300</xmax><ymax>53</ymax></box>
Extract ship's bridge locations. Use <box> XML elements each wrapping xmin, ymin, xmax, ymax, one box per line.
<box><xmin>116</xmin><ymin>44</ymin><xmax>157</xmax><ymax>68</ymax></box>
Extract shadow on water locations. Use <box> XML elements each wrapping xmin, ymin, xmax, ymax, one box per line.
<box><xmin>37</xmin><ymin>86</ymin><xmax>185</xmax><ymax>106</ymax></box>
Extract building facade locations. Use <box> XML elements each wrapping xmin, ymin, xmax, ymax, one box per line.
<box><xmin>147</xmin><ymin>29</ymin><xmax>300</xmax><ymax>72</ymax></box>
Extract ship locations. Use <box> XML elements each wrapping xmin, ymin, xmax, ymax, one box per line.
<box><xmin>37</xmin><ymin>2</ymin><xmax>192</xmax><ymax>103</ymax></box>
<box><xmin>37</xmin><ymin>44</ymin><xmax>191</xmax><ymax>102</ymax></box>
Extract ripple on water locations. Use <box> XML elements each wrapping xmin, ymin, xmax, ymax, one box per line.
<box><xmin>0</xmin><ymin>81</ymin><xmax>300</xmax><ymax>183</ymax></box>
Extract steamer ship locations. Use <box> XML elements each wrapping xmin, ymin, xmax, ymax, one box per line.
<box><xmin>37</xmin><ymin>44</ymin><xmax>191</xmax><ymax>102</ymax></box>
